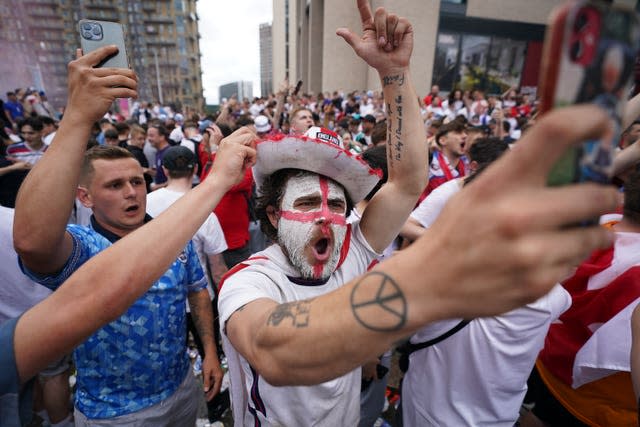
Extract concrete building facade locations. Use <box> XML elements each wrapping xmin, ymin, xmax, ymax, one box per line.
<box><xmin>272</xmin><ymin>0</ymin><xmax>640</xmax><ymax>98</ymax></box>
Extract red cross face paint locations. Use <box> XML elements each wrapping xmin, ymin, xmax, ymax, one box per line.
<box><xmin>277</xmin><ymin>172</ymin><xmax>348</xmax><ymax>280</ymax></box>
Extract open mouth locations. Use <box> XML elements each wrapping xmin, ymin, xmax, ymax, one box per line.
<box><xmin>311</xmin><ymin>237</ymin><xmax>331</xmax><ymax>262</ymax></box>
<box><xmin>125</xmin><ymin>205</ymin><xmax>139</xmax><ymax>213</ymax></box>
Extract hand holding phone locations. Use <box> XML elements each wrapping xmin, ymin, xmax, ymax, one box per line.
<box><xmin>78</xmin><ymin>20</ymin><xmax>129</xmax><ymax>68</ymax></box>
<box><xmin>539</xmin><ymin>1</ymin><xmax>640</xmax><ymax>186</ymax></box>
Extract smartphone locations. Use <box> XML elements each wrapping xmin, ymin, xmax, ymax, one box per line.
<box><xmin>538</xmin><ymin>0</ymin><xmax>639</xmax><ymax>186</ymax></box>
<box><xmin>293</xmin><ymin>80</ymin><xmax>303</xmax><ymax>96</ymax></box>
<box><xmin>78</xmin><ymin>20</ymin><xmax>129</xmax><ymax>68</ymax></box>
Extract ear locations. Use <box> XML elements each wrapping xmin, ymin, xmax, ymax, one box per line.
<box><xmin>266</xmin><ymin>205</ymin><xmax>279</xmax><ymax>229</ymax></box>
<box><xmin>469</xmin><ymin>160</ymin><xmax>479</xmax><ymax>173</ymax></box>
<box><xmin>76</xmin><ymin>186</ymin><xmax>93</xmax><ymax>208</ymax></box>
<box><xmin>162</xmin><ymin>166</ymin><xmax>170</xmax><ymax>178</ymax></box>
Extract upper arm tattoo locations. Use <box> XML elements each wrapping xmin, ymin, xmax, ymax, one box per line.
<box><xmin>267</xmin><ymin>299</ymin><xmax>315</xmax><ymax>328</ymax></box>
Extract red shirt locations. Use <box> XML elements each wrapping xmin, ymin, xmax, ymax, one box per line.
<box><xmin>200</xmin><ymin>150</ymin><xmax>254</xmax><ymax>250</ymax></box>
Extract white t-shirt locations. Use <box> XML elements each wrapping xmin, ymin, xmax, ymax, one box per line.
<box><xmin>146</xmin><ymin>188</ymin><xmax>227</xmax><ymax>305</ymax></box>
<box><xmin>218</xmin><ymin>221</ymin><xmax>378</xmax><ymax>427</ymax></box>
<box><xmin>43</xmin><ymin>131</ymin><xmax>56</xmax><ymax>146</ymax></box>
<box><xmin>169</xmin><ymin>127</ymin><xmax>184</xmax><ymax>145</ymax></box>
<box><xmin>0</xmin><ymin>207</ymin><xmax>52</xmax><ymax>324</ymax></box>
<box><xmin>402</xmin><ymin>285</ymin><xmax>571</xmax><ymax>426</ymax></box>
<box><xmin>410</xmin><ymin>178</ymin><xmax>462</xmax><ymax>229</ymax></box>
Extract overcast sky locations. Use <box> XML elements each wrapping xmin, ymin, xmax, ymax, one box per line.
<box><xmin>197</xmin><ymin>2</ymin><xmax>273</xmax><ymax>105</ymax></box>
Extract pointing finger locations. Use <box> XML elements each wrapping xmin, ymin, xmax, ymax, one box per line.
<box><xmin>357</xmin><ymin>0</ymin><xmax>375</xmax><ymax>31</ymax></box>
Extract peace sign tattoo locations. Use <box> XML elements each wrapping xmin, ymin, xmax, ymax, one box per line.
<box><xmin>350</xmin><ymin>271</ymin><xmax>407</xmax><ymax>332</ymax></box>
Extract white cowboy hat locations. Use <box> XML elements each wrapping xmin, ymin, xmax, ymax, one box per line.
<box><xmin>253</xmin><ymin>126</ymin><xmax>381</xmax><ymax>203</ymax></box>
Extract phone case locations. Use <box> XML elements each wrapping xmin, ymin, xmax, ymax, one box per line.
<box><xmin>78</xmin><ymin>20</ymin><xmax>129</xmax><ymax>69</ymax></box>
<box><xmin>539</xmin><ymin>0</ymin><xmax>640</xmax><ymax>185</ymax></box>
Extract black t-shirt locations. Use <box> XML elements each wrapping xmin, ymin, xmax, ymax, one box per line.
<box><xmin>0</xmin><ymin>157</ymin><xmax>29</xmax><ymax>208</ymax></box>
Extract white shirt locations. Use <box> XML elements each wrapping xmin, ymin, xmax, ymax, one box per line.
<box><xmin>146</xmin><ymin>188</ymin><xmax>227</xmax><ymax>306</ymax></box>
<box><xmin>218</xmin><ymin>221</ymin><xmax>379</xmax><ymax>427</ymax></box>
<box><xmin>402</xmin><ymin>285</ymin><xmax>571</xmax><ymax>426</ymax></box>
<box><xmin>0</xmin><ymin>207</ymin><xmax>52</xmax><ymax>324</ymax></box>
<box><xmin>43</xmin><ymin>131</ymin><xmax>56</xmax><ymax>146</ymax></box>
<box><xmin>410</xmin><ymin>178</ymin><xmax>463</xmax><ymax>229</ymax></box>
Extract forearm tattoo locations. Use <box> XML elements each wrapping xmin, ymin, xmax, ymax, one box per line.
<box><xmin>382</xmin><ymin>73</ymin><xmax>405</xmax><ymax>87</ymax></box>
<box><xmin>267</xmin><ymin>299</ymin><xmax>314</xmax><ymax>328</ymax></box>
<box><xmin>350</xmin><ymin>272</ymin><xmax>407</xmax><ymax>332</ymax></box>
<box><xmin>392</xmin><ymin>94</ymin><xmax>404</xmax><ymax>161</ymax></box>
<box><xmin>382</xmin><ymin>73</ymin><xmax>406</xmax><ymax>166</ymax></box>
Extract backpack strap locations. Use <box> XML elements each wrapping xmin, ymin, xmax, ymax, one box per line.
<box><xmin>398</xmin><ymin>319</ymin><xmax>471</xmax><ymax>373</ymax></box>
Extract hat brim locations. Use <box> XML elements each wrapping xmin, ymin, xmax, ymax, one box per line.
<box><xmin>253</xmin><ymin>134</ymin><xmax>381</xmax><ymax>203</ymax></box>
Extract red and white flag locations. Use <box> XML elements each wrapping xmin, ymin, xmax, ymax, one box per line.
<box><xmin>539</xmin><ymin>232</ymin><xmax>640</xmax><ymax>388</ymax></box>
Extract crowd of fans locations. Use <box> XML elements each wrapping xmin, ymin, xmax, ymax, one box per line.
<box><xmin>3</xmin><ymin>3</ymin><xmax>640</xmax><ymax>426</ymax></box>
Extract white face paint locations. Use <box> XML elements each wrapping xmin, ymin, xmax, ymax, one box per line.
<box><xmin>277</xmin><ymin>173</ymin><xmax>348</xmax><ymax>280</ymax></box>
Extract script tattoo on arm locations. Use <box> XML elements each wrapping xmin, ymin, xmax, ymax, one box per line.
<box><xmin>392</xmin><ymin>94</ymin><xmax>404</xmax><ymax>161</ymax></box>
<box><xmin>350</xmin><ymin>272</ymin><xmax>407</xmax><ymax>332</ymax></box>
<box><xmin>382</xmin><ymin>73</ymin><xmax>405</xmax><ymax>87</ymax></box>
<box><xmin>267</xmin><ymin>299</ymin><xmax>315</xmax><ymax>328</ymax></box>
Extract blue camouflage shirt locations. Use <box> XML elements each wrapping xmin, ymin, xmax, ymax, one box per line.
<box><xmin>20</xmin><ymin>218</ymin><xmax>206</xmax><ymax>419</ymax></box>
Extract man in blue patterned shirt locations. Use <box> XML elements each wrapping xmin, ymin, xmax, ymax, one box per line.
<box><xmin>13</xmin><ymin>46</ymin><xmax>222</xmax><ymax>425</ymax></box>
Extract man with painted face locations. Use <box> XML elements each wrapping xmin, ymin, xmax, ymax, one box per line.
<box><xmin>217</xmin><ymin>2</ymin><xmax>428</xmax><ymax>425</ymax></box>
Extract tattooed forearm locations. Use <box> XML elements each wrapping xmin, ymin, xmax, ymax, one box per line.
<box><xmin>189</xmin><ymin>290</ymin><xmax>216</xmax><ymax>350</ymax></box>
<box><xmin>350</xmin><ymin>272</ymin><xmax>407</xmax><ymax>332</ymax></box>
<box><xmin>391</xmin><ymin>95</ymin><xmax>404</xmax><ymax>161</ymax></box>
<box><xmin>382</xmin><ymin>73</ymin><xmax>405</xmax><ymax>87</ymax></box>
<box><xmin>386</xmin><ymin>103</ymin><xmax>394</xmax><ymax>167</ymax></box>
<box><xmin>267</xmin><ymin>299</ymin><xmax>315</xmax><ymax>328</ymax></box>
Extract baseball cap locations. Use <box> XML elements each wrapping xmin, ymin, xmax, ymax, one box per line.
<box><xmin>162</xmin><ymin>146</ymin><xmax>196</xmax><ymax>172</ymax></box>
<box><xmin>254</xmin><ymin>115</ymin><xmax>271</xmax><ymax>133</ymax></box>
<box><xmin>198</xmin><ymin>119</ymin><xmax>213</xmax><ymax>133</ymax></box>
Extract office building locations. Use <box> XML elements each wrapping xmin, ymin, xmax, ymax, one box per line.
<box><xmin>219</xmin><ymin>81</ymin><xmax>253</xmax><ymax>103</ymax></box>
<box><xmin>259</xmin><ymin>22</ymin><xmax>273</xmax><ymax>97</ymax></box>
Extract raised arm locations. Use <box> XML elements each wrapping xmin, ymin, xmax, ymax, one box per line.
<box><xmin>226</xmin><ymin>105</ymin><xmax>618</xmax><ymax>386</ymax></box>
<box><xmin>13</xmin><ymin>128</ymin><xmax>257</xmax><ymax>384</ymax></box>
<box><xmin>13</xmin><ymin>46</ymin><xmax>138</xmax><ymax>274</ymax></box>
<box><xmin>337</xmin><ymin>1</ymin><xmax>427</xmax><ymax>252</ymax></box>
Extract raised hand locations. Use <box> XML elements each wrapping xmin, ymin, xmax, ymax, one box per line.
<box><xmin>208</xmin><ymin>127</ymin><xmax>257</xmax><ymax>189</ymax></box>
<box><xmin>336</xmin><ymin>0</ymin><xmax>413</xmax><ymax>74</ymax></box>
<box><xmin>202</xmin><ymin>123</ymin><xmax>224</xmax><ymax>151</ymax></box>
<box><xmin>65</xmin><ymin>46</ymin><xmax>138</xmax><ymax>126</ymax></box>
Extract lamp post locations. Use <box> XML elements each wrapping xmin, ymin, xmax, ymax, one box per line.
<box><xmin>153</xmin><ymin>48</ymin><xmax>163</xmax><ymax>105</ymax></box>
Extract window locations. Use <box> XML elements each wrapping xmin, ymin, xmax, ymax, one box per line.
<box><xmin>432</xmin><ymin>32</ymin><xmax>527</xmax><ymax>93</ymax></box>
